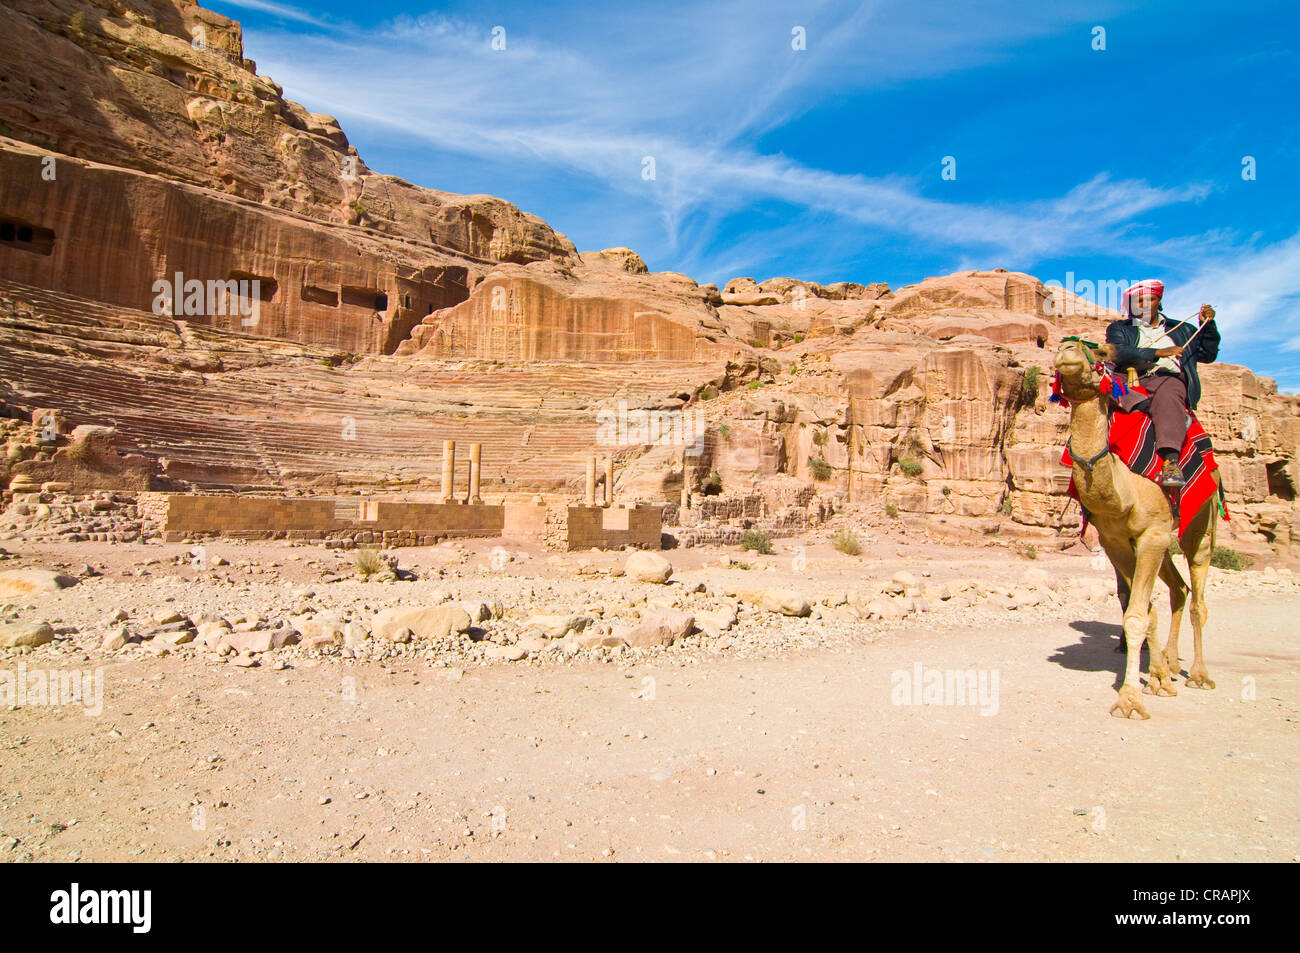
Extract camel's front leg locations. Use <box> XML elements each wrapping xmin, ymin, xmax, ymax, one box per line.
<box><xmin>1111</xmin><ymin>528</ymin><xmax>1172</xmax><ymax>717</ymax></box>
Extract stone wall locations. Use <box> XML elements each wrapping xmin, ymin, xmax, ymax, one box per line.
<box><xmin>149</xmin><ymin>492</ymin><xmax>515</xmax><ymax>545</ymax></box>
<box><xmin>566</xmin><ymin>504</ymin><xmax>664</xmax><ymax>551</ymax></box>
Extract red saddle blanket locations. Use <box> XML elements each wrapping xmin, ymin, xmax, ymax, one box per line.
<box><xmin>1059</xmin><ymin>388</ymin><xmax>1228</xmax><ymax>539</ymax></box>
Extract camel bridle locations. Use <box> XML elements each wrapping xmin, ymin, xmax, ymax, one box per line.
<box><xmin>1057</xmin><ymin>337</ymin><xmax>1113</xmax><ymax>473</ymax></box>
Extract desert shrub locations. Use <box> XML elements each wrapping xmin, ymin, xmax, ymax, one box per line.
<box><xmin>356</xmin><ymin>547</ymin><xmax>383</xmax><ymax>578</ymax></box>
<box><xmin>1021</xmin><ymin>366</ymin><xmax>1040</xmax><ymax>406</ymax></box>
<box><xmin>885</xmin><ymin>503</ymin><xmax>899</xmax><ymax>518</ymax></box>
<box><xmin>793</xmin><ymin>333</ymin><xmax>804</xmax><ymax>343</ymax></box>
<box><xmin>899</xmin><ymin>459</ymin><xmax>922</xmax><ymax>477</ymax></box>
<box><xmin>1015</xmin><ymin>541</ymin><xmax>1038</xmax><ymax>560</ymax></box>
<box><xmin>718</xmin><ymin>423</ymin><xmax>731</xmax><ymax>438</ymax></box>
<box><xmin>746</xmin><ymin>380</ymin><xmax>764</xmax><ymax>390</ymax></box>
<box><xmin>812</xmin><ymin>428</ymin><xmax>828</xmax><ymax>447</ymax></box>
<box><xmin>699</xmin><ymin>386</ymin><xmax>715</xmax><ymax>400</ymax></box>
<box><xmin>832</xmin><ymin>528</ymin><xmax>861</xmax><ymax>555</ymax></box>
<box><xmin>808</xmin><ymin>456</ymin><xmax>832</xmax><ymax>480</ymax></box>
<box><xmin>1001</xmin><ymin>498</ymin><xmax>1013</xmax><ymax>515</ymax></box>
<box><xmin>740</xmin><ymin>529</ymin><xmax>773</xmax><ymax>554</ymax></box>
<box><xmin>1210</xmin><ymin>546</ymin><xmax>1253</xmax><ymax>571</ymax></box>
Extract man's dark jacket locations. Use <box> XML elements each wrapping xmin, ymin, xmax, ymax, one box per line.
<box><xmin>1104</xmin><ymin>314</ymin><xmax>1220</xmax><ymax>410</ymax></box>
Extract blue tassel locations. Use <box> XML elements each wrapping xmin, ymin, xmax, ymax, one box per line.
<box><xmin>1048</xmin><ymin>392</ymin><xmax>1061</xmax><ymax>403</ymax></box>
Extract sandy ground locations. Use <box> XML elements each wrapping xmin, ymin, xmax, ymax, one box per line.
<box><xmin>2</xmin><ymin>533</ymin><xmax>1297</xmax><ymax>863</ymax></box>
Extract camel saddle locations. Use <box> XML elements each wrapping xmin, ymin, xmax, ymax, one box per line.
<box><xmin>1060</xmin><ymin>378</ymin><xmax>1229</xmax><ymax>539</ymax></box>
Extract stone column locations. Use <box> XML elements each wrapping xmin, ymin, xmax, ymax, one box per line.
<box><xmin>440</xmin><ymin>440</ymin><xmax>455</xmax><ymax>503</ymax></box>
<box><xmin>469</xmin><ymin>443</ymin><xmax>482</xmax><ymax>504</ymax></box>
<box><xmin>603</xmin><ymin>456</ymin><xmax>614</xmax><ymax>507</ymax></box>
<box><xmin>680</xmin><ymin>449</ymin><xmax>690</xmax><ymax>511</ymax></box>
<box><xmin>585</xmin><ymin>456</ymin><xmax>597</xmax><ymax>506</ymax></box>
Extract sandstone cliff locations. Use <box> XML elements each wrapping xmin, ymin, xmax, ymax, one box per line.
<box><xmin>1</xmin><ymin>0</ymin><xmax>1297</xmax><ymax>557</ymax></box>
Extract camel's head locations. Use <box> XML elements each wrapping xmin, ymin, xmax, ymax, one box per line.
<box><xmin>1053</xmin><ymin>338</ymin><xmax>1116</xmax><ymax>403</ymax></box>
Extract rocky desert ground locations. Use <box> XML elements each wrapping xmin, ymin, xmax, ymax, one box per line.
<box><xmin>3</xmin><ymin>514</ymin><xmax>1298</xmax><ymax>863</ymax></box>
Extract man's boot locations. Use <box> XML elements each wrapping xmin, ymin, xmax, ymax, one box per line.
<box><xmin>1159</xmin><ymin>453</ymin><xmax>1185</xmax><ymax>489</ymax></box>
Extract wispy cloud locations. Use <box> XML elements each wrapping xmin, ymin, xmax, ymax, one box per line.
<box><xmin>238</xmin><ymin>0</ymin><xmax>1194</xmax><ymax>264</ymax></box>
<box><xmin>214</xmin><ymin>0</ymin><xmax>333</xmax><ymax>28</ymax></box>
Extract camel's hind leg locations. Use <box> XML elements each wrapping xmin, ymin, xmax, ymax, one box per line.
<box><xmin>1158</xmin><ymin>551</ymin><xmax>1189</xmax><ymax>679</ymax></box>
<box><xmin>1182</xmin><ymin>496</ymin><xmax>1217</xmax><ymax>690</ymax></box>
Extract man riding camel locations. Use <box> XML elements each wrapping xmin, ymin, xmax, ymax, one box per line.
<box><xmin>1104</xmin><ymin>279</ymin><xmax>1220</xmax><ymax>489</ymax></box>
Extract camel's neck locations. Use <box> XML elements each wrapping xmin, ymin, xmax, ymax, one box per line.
<box><xmin>1067</xmin><ymin>392</ymin><xmax>1124</xmax><ymax>506</ymax></box>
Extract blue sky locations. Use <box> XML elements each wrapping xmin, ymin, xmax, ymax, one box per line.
<box><xmin>209</xmin><ymin>0</ymin><xmax>1300</xmax><ymax>390</ymax></box>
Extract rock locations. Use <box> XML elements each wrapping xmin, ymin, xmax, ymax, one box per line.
<box><xmin>371</xmin><ymin>605</ymin><xmax>472</xmax><ymax>642</ymax></box>
<box><xmin>151</xmin><ymin>609</ymin><xmax>186</xmax><ymax>626</ymax></box>
<box><xmin>0</xmin><ymin>620</ymin><xmax>55</xmax><ymax>648</ymax></box>
<box><xmin>294</xmin><ymin>613</ymin><xmax>345</xmax><ymax>645</ymax></box>
<box><xmin>694</xmin><ymin>605</ymin><xmax>738</xmax><ymax>637</ymax></box>
<box><xmin>230</xmin><ymin>651</ymin><xmax>259</xmax><ymax>668</ymax></box>
<box><xmin>460</xmin><ymin>602</ymin><xmax>492</xmax><ymax>623</ymax></box>
<box><xmin>757</xmin><ymin>589</ymin><xmax>812</xmax><ymax>616</ymax></box>
<box><xmin>101</xmin><ymin>629</ymin><xmax>128</xmax><ymax>651</ymax></box>
<box><xmin>515</xmin><ymin>636</ymin><xmax>548</xmax><ymax>654</ymax></box>
<box><xmin>891</xmin><ymin>570</ymin><xmax>919</xmax><ymax>589</ymax></box>
<box><xmin>625</xmin><ymin>609</ymin><xmax>695</xmax><ymax>648</ymax></box>
<box><xmin>863</xmin><ymin>598</ymin><xmax>903</xmax><ymax>620</ymax></box>
<box><xmin>223</xmin><ymin>630</ymin><xmax>275</xmax><ymax>655</ymax></box>
<box><xmin>160</xmin><ymin>628</ymin><xmax>196</xmax><ymax>645</ymax></box>
<box><xmin>342</xmin><ymin>622</ymin><xmax>370</xmax><ymax>647</ymax></box>
<box><xmin>525</xmin><ymin>614</ymin><xmax>592</xmax><ymax>639</ymax></box>
<box><xmin>196</xmin><ymin>621</ymin><xmax>232</xmax><ymax>649</ymax></box>
<box><xmin>577</xmin><ymin>631</ymin><xmax>630</xmax><ymax>650</ymax></box>
<box><xmin>626</xmin><ymin>551</ymin><xmax>673</xmax><ymax>584</ymax></box>
<box><xmin>0</xmin><ymin>569</ymin><xmax>78</xmax><ymax>599</ymax></box>
<box><xmin>485</xmin><ymin>644</ymin><xmax>528</xmax><ymax>661</ymax></box>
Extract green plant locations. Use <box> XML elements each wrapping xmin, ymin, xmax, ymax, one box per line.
<box><xmin>1021</xmin><ymin>366</ymin><xmax>1040</xmax><ymax>406</ymax></box>
<box><xmin>899</xmin><ymin>459</ymin><xmax>922</xmax><ymax>478</ymax></box>
<box><xmin>740</xmin><ymin>529</ymin><xmax>773</xmax><ymax>554</ymax></box>
<box><xmin>808</xmin><ymin>456</ymin><xmax>832</xmax><ymax>480</ymax></box>
<box><xmin>700</xmin><ymin>387</ymin><xmax>715</xmax><ymax>401</ymax></box>
<box><xmin>746</xmin><ymin>380</ymin><xmax>764</xmax><ymax>390</ymax></box>
<box><xmin>734</xmin><ymin>561</ymin><xmax>752</xmax><ymax>571</ymax></box>
<box><xmin>718</xmin><ymin>423</ymin><xmax>731</xmax><ymax>438</ymax></box>
<box><xmin>1001</xmin><ymin>498</ymin><xmax>1013</xmax><ymax>516</ymax></box>
<box><xmin>356</xmin><ymin>546</ymin><xmax>383</xmax><ymax>578</ymax></box>
<box><xmin>1210</xmin><ymin>546</ymin><xmax>1253</xmax><ymax>571</ymax></box>
<box><xmin>885</xmin><ymin>503</ymin><xmax>898</xmax><ymax>518</ymax></box>
<box><xmin>1015</xmin><ymin>541</ymin><xmax>1038</xmax><ymax>560</ymax></box>
<box><xmin>793</xmin><ymin>333</ymin><xmax>804</xmax><ymax>343</ymax></box>
<box><xmin>831</xmin><ymin>528</ymin><xmax>861</xmax><ymax>556</ymax></box>
<box><xmin>812</xmin><ymin>428</ymin><xmax>828</xmax><ymax>447</ymax></box>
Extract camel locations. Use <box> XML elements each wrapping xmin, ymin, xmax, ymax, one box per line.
<box><xmin>1053</xmin><ymin>339</ymin><xmax>1218</xmax><ymax>719</ymax></box>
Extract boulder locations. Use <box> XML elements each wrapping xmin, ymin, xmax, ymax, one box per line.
<box><xmin>525</xmin><ymin>614</ymin><xmax>592</xmax><ymax>639</ymax></box>
<box><xmin>371</xmin><ymin>605</ymin><xmax>472</xmax><ymax>642</ymax></box>
<box><xmin>0</xmin><ymin>620</ymin><xmax>55</xmax><ymax>648</ymax></box>
<box><xmin>626</xmin><ymin>551</ymin><xmax>673</xmax><ymax>584</ymax></box>
<box><xmin>0</xmin><ymin>569</ymin><xmax>78</xmax><ymax>599</ymax></box>
<box><xmin>624</xmin><ymin>609</ymin><xmax>695</xmax><ymax>648</ymax></box>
